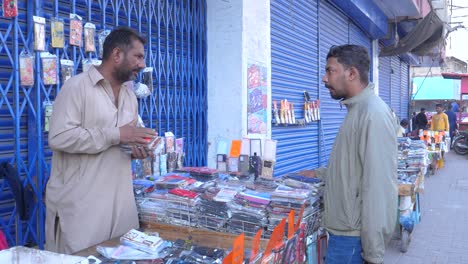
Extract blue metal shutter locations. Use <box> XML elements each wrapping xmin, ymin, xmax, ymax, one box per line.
<box><xmin>348</xmin><ymin>22</ymin><xmax>372</xmax><ymax>81</ymax></box>
<box><xmin>391</xmin><ymin>56</ymin><xmax>402</xmax><ymax>117</ymax></box>
<box><xmin>379</xmin><ymin>55</ymin><xmax>392</xmax><ymax>106</ymax></box>
<box><xmin>0</xmin><ymin>0</ymin><xmax>206</xmax><ymax>248</ymax></box>
<box><xmin>270</xmin><ymin>0</ymin><xmax>320</xmax><ymax>176</ymax></box>
<box><xmin>400</xmin><ymin>61</ymin><xmax>409</xmax><ymax>119</ymax></box>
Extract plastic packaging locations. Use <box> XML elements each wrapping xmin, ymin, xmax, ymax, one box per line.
<box><xmin>19</xmin><ymin>50</ymin><xmax>34</xmax><ymax>87</ymax></box>
<box><xmin>142</xmin><ymin>67</ymin><xmax>154</xmax><ymax>93</ymax></box>
<box><xmin>98</xmin><ymin>29</ymin><xmax>111</xmax><ymax>58</ymax></box>
<box><xmin>51</xmin><ymin>17</ymin><xmax>64</xmax><ymax>48</ymax></box>
<box><xmin>40</xmin><ymin>53</ymin><xmax>58</xmax><ymax>85</ymax></box>
<box><xmin>133</xmin><ymin>82</ymin><xmax>151</xmax><ymax>98</ymax></box>
<box><xmin>60</xmin><ymin>59</ymin><xmax>74</xmax><ymax>83</ymax></box>
<box><xmin>84</xmin><ymin>22</ymin><xmax>96</xmax><ymax>52</ymax></box>
<box><xmin>69</xmin><ymin>14</ymin><xmax>83</xmax><ymax>47</ymax></box>
<box><xmin>33</xmin><ymin>16</ymin><xmax>46</xmax><ymax>51</ymax></box>
<box><xmin>3</xmin><ymin>0</ymin><xmax>18</xmax><ymax>18</ymax></box>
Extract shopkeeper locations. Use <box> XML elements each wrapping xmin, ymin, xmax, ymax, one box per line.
<box><xmin>45</xmin><ymin>27</ymin><xmax>157</xmax><ymax>254</ymax></box>
<box><xmin>312</xmin><ymin>45</ymin><xmax>398</xmax><ymax>264</ymax></box>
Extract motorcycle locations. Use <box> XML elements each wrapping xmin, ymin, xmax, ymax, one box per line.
<box><xmin>452</xmin><ymin>130</ymin><xmax>468</xmax><ymax>155</ymax></box>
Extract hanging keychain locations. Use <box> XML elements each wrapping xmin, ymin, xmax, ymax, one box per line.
<box><xmin>84</xmin><ymin>22</ymin><xmax>96</xmax><ymax>52</ymax></box>
<box><xmin>60</xmin><ymin>59</ymin><xmax>74</xmax><ymax>83</ymax></box>
<box><xmin>3</xmin><ymin>0</ymin><xmax>18</xmax><ymax>18</ymax></box>
<box><xmin>98</xmin><ymin>29</ymin><xmax>111</xmax><ymax>58</ymax></box>
<box><xmin>69</xmin><ymin>14</ymin><xmax>83</xmax><ymax>47</ymax></box>
<box><xmin>33</xmin><ymin>16</ymin><xmax>46</xmax><ymax>51</ymax></box>
<box><xmin>51</xmin><ymin>17</ymin><xmax>64</xmax><ymax>48</ymax></box>
<box><xmin>19</xmin><ymin>50</ymin><xmax>34</xmax><ymax>87</ymax></box>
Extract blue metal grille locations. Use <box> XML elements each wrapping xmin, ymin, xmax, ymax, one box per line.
<box><xmin>0</xmin><ymin>0</ymin><xmax>206</xmax><ymax>248</ymax></box>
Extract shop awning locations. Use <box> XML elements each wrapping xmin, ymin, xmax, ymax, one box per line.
<box><xmin>441</xmin><ymin>73</ymin><xmax>468</xmax><ymax>95</ymax></box>
<box><xmin>380</xmin><ymin>10</ymin><xmax>445</xmax><ymax>57</ymax></box>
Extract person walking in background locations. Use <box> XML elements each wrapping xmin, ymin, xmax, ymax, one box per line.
<box><xmin>414</xmin><ymin>108</ymin><xmax>428</xmax><ymax>131</ymax></box>
<box><xmin>445</xmin><ymin>104</ymin><xmax>458</xmax><ymax>147</ymax></box>
<box><xmin>398</xmin><ymin>119</ymin><xmax>409</xmax><ymax>137</ymax></box>
<box><xmin>451</xmin><ymin>101</ymin><xmax>460</xmax><ymax>113</ymax></box>
<box><xmin>431</xmin><ymin>104</ymin><xmax>449</xmax><ymax>132</ymax></box>
<box><xmin>309</xmin><ymin>45</ymin><xmax>398</xmax><ymax>264</ymax></box>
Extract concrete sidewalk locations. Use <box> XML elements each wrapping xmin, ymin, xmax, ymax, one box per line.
<box><xmin>385</xmin><ymin>151</ymin><xmax>468</xmax><ymax>264</ymax></box>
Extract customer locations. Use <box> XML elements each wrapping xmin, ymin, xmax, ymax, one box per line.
<box><xmin>45</xmin><ymin>27</ymin><xmax>157</xmax><ymax>254</ymax></box>
<box><xmin>430</xmin><ymin>104</ymin><xmax>449</xmax><ymax>132</ymax></box>
<box><xmin>414</xmin><ymin>108</ymin><xmax>428</xmax><ymax>131</ymax></box>
<box><xmin>398</xmin><ymin>119</ymin><xmax>409</xmax><ymax>137</ymax></box>
<box><xmin>310</xmin><ymin>45</ymin><xmax>398</xmax><ymax>264</ymax></box>
<box><xmin>445</xmin><ymin>104</ymin><xmax>458</xmax><ymax>146</ymax></box>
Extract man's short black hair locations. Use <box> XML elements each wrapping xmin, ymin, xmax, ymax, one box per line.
<box><xmin>326</xmin><ymin>44</ymin><xmax>370</xmax><ymax>83</ymax></box>
<box><xmin>400</xmin><ymin>119</ymin><xmax>409</xmax><ymax>126</ymax></box>
<box><xmin>436</xmin><ymin>103</ymin><xmax>443</xmax><ymax>108</ymax></box>
<box><xmin>102</xmin><ymin>27</ymin><xmax>146</xmax><ymax>60</ymax></box>
<box><xmin>448</xmin><ymin>104</ymin><xmax>453</xmax><ymax>110</ymax></box>
<box><xmin>420</xmin><ymin>108</ymin><xmax>426</xmax><ymax>111</ymax></box>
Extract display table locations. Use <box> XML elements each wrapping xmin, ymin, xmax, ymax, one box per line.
<box><xmin>75</xmin><ymin>221</ymin><xmax>269</xmax><ymax>258</ymax></box>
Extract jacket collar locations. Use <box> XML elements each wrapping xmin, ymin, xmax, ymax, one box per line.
<box><xmin>340</xmin><ymin>83</ymin><xmax>375</xmax><ymax>108</ymax></box>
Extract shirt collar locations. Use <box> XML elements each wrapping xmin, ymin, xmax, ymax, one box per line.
<box><xmin>88</xmin><ymin>65</ymin><xmax>105</xmax><ymax>86</ymax></box>
<box><xmin>340</xmin><ymin>82</ymin><xmax>375</xmax><ymax>107</ymax></box>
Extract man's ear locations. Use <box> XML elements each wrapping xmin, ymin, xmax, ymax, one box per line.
<box><xmin>348</xmin><ymin>66</ymin><xmax>359</xmax><ymax>81</ymax></box>
<box><xmin>112</xmin><ymin>47</ymin><xmax>122</xmax><ymax>63</ymax></box>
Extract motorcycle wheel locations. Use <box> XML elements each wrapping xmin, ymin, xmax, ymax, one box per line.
<box><xmin>453</xmin><ymin>137</ymin><xmax>468</xmax><ymax>155</ymax></box>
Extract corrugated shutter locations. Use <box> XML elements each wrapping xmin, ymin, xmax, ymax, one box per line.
<box><xmin>391</xmin><ymin>56</ymin><xmax>402</xmax><ymax>117</ymax></box>
<box><xmin>348</xmin><ymin>22</ymin><xmax>372</xmax><ymax>81</ymax></box>
<box><xmin>379</xmin><ymin>55</ymin><xmax>392</xmax><ymax>106</ymax></box>
<box><xmin>0</xmin><ymin>0</ymin><xmax>206</xmax><ymax>248</ymax></box>
<box><xmin>270</xmin><ymin>0</ymin><xmax>320</xmax><ymax>176</ymax></box>
<box><xmin>400</xmin><ymin>61</ymin><xmax>409</xmax><ymax>119</ymax></box>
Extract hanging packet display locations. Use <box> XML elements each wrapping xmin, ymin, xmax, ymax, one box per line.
<box><xmin>33</xmin><ymin>16</ymin><xmax>46</xmax><ymax>51</ymax></box>
<box><xmin>99</xmin><ymin>30</ymin><xmax>111</xmax><ymax>58</ymax></box>
<box><xmin>84</xmin><ymin>22</ymin><xmax>96</xmax><ymax>52</ymax></box>
<box><xmin>41</xmin><ymin>53</ymin><xmax>58</xmax><ymax>85</ymax></box>
<box><xmin>3</xmin><ymin>0</ymin><xmax>18</xmax><ymax>18</ymax></box>
<box><xmin>141</xmin><ymin>67</ymin><xmax>154</xmax><ymax>94</ymax></box>
<box><xmin>60</xmin><ymin>59</ymin><xmax>74</xmax><ymax>83</ymax></box>
<box><xmin>69</xmin><ymin>14</ymin><xmax>83</xmax><ymax>47</ymax></box>
<box><xmin>44</xmin><ymin>101</ymin><xmax>53</xmax><ymax>132</ymax></box>
<box><xmin>51</xmin><ymin>17</ymin><xmax>64</xmax><ymax>48</ymax></box>
<box><xmin>19</xmin><ymin>50</ymin><xmax>34</xmax><ymax>87</ymax></box>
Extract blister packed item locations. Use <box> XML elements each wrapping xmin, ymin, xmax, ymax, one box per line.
<box><xmin>120</xmin><ymin>229</ymin><xmax>169</xmax><ymax>254</ymax></box>
<box><xmin>133</xmin><ymin>82</ymin><xmax>151</xmax><ymax>98</ymax></box>
<box><xmin>98</xmin><ymin>29</ymin><xmax>111</xmax><ymax>58</ymax></box>
<box><xmin>40</xmin><ymin>53</ymin><xmax>58</xmax><ymax>85</ymax></box>
<box><xmin>69</xmin><ymin>14</ymin><xmax>83</xmax><ymax>46</ymax></box>
<box><xmin>160</xmin><ymin>154</ymin><xmax>168</xmax><ymax>175</ymax></box>
<box><xmin>44</xmin><ymin>101</ymin><xmax>53</xmax><ymax>132</ymax></box>
<box><xmin>33</xmin><ymin>16</ymin><xmax>46</xmax><ymax>51</ymax></box>
<box><xmin>176</xmin><ymin>138</ymin><xmax>184</xmax><ymax>153</ymax></box>
<box><xmin>142</xmin><ymin>67</ymin><xmax>154</xmax><ymax>93</ymax></box>
<box><xmin>0</xmin><ymin>246</ymin><xmax>87</xmax><ymax>264</ymax></box>
<box><xmin>19</xmin><ymin>50</ymin><xmax>34</xmax><ymax>86</ymax></box>
<box><xmin>167</xmin><ymin>152</ymin><xmax>177</xmax><ymax>172</ymax></box>
<box><xmin>97</xmin><ymin>245</ymin><xmax>167</xmax><ymax>260</ymax></box>
<box><xmin>51</xmin><ymin>17</ymin><xmax>64</xmax><ymax>48</ymax></box>
<box><xmin>165</xmin><ymin>132</ymin><xmax>175</xmax><ymax>152</ymax></box>
<box><xmin>60</xmin><ymin>59</ymin><xmax>74</xmax><ymax>83</ymax></box>
<box><xmin>3</xmin><ymin>0</ymin><xmax>18</xmax><ymax>18</ymax></box>
<box><xmin>84</xmin><ymin>22</ymin><xmax>96</xmax><ymax>52</ymax></box>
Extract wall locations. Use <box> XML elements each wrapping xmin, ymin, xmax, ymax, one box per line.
<box><xmin>206</xmin><ymin>0</ymin><xmax>271</xmax><ymax>167</ymax></box>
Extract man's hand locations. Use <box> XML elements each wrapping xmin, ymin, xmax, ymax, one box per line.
<box><xmin>131</xmin><ymin>145</ymin><xmax>154</xmax><ymax>160</ymax></box>
<box><xmin>119</xmin><ymin>122</ymin><xmax>157</xmax><ymax>145</ymax></box>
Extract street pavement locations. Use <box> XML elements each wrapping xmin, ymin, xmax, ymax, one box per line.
<box><xmin>385</xmin><ymin>151</ymin><xmax>468</xmax><ymax>264</ymax></box>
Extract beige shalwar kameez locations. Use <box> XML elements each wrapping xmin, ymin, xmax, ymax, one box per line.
<box><xmin>45</xmin><ymin>66</ymin><xmax>139</xmax><ymax>254</ymax></box>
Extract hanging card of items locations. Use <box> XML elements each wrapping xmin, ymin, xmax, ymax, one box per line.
<box><xmin>261</xmin><ymin>139</ymin><xmax>277</xmax><ymax>180</ymax></box>
<box><xmin>84</xmin><ymin>22</ymin><xmax>96</xmax><ymax>52</ymax></box>
<box><xmin>33</xmin><ymin>16</ymin><xmax>46</xmax><ymax>51</ymax></box>
<box><xmin>41</xmin><ymin>53</ymin><xmax>58</xmax><ymax>85</ymax></box>
<box><xmin>19</xmin><ymin>50</ymin><xmax>34</xmax><ymax>87</ymax></box>
<box><xmin>60</xmin><ymin>59</ymin><xmax>74</xmax><ymax>83</ymax></box>
<box><xmin>99</xmin><ymin>30</ymin><xmax>111</xmax><ymax>58</ymax></box>
<box><xmin>69</xmin><ymin>14</ymin><xmax>83</xmax><ymax>47</ymax></box>
<box><xmin>51</xmin><ymin>17</ymin><xmax>64</xmax><ymax>48</ymax></box>
<box><xmin>2</xmin><ymin>0</ymin><xmax>18</xmax><ymax>18</ymax></box>
<box><xmin>44</xmin><ymin>101</ymin><xmax>53</xmax><ymax>132</ymax></box>
<box><xmin>141</xmin><ymin>67</ymin><xmax>154</xmax><ymax>94</ymax></box>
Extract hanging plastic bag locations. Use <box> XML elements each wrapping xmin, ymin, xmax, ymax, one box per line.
<box><xmin>60</xmin><ymin>59</ymin><xmax>74</xmax><ymax>83</ymax></box>
<box><xmin>141</xmin><ymin>67</ymin><xmax>154</xmax><ymax>94</ymax></box>
<box><xmin>98</xmin><ymin>29</ymin><xmax>111</xmax><ymax>58</ymax></box>
<box><xmin>33</xmin><ymin>16</ymin><xmax>46</xmax><ymax>51</ymax></box>
<box><xmin>41</xmin><ymin>53</ymin><xmax>58</xmax><ymax>85</ymax></box>
<box><xmin>133</xmin><ymin>82</ymin><xmax>151</xmax><ymax>98</ymax></box>
<box><xmin>84</xmin><ymin>22</ymin><xmax>96</xmax><ymax>52</ymax></box>
<box><xmin>51</xmin><ymin>17</ymin><xmax>64</xmax><ymax>48</ymax></box>
<box><xmin>69</xmin><ymin>14</ymin><xmax>83</xmax><ymax>47</ymax></box>
<box><xmin>3</xmin><ymin>0</ymin><xmax>18</xmax><ymax>18</ymax></box>
<box><xmin>19</xmin><ymin>50</ymin><xmax>34</xmax><ymax>87</ymax></box>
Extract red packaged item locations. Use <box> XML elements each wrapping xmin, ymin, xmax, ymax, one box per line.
<box><xmin>168</xmin><ymin>188</ymin><xmax>198</xmax><ymax>199</ymax></box>
<box><xmin>3</xmin><ymin>0</ymin><xmax>18</xmax><ymax>18</ymax></box>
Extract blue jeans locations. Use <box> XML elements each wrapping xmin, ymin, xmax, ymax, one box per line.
<box><xmin>326</xmin><ymin>233</ymin><xmax>363</xmax><ymax>264</ymax></box>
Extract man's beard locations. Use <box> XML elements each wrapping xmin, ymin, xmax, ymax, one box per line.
<box><xmin>115</xmin><ymin>66</ymin><xmax>139</xmax><ymax>83</ymax></box>
<box><xmin>325</xmin><ymin>84</ymin><xmax>345</xmax><ymax>100</ymax></box>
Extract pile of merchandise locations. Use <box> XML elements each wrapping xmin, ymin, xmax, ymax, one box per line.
<box><xmin>397</xmin><ymin>137</ymin><xmax>428</xmax><ymax>173</ymax></box>
<box><xmin>134</xmin><ymin>169</ymin><xmax>324</xmax><ymax>239</ymax></box>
